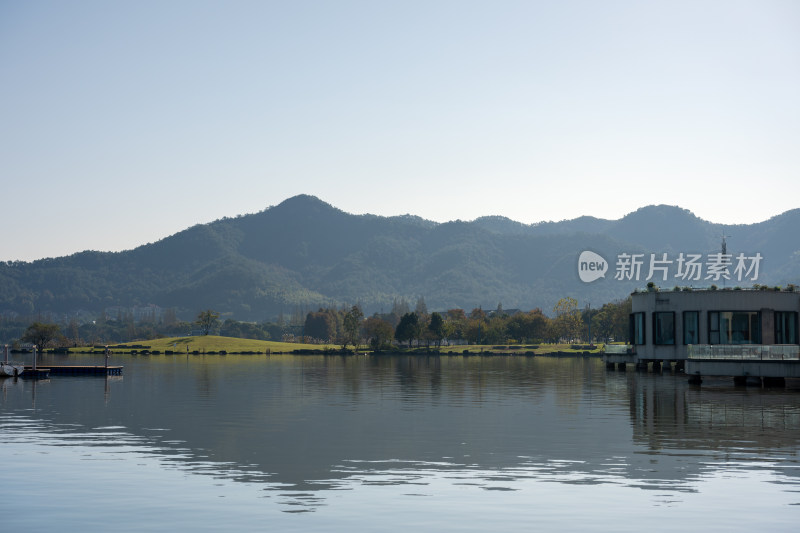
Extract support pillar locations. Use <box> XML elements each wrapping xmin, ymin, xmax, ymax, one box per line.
<box><xmin>745</xmin><ymin>376</ymin><xmax>762</xmax><ymax>387</ymax></box>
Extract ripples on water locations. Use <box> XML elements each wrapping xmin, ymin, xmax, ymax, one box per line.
<box><xmin>1</xmin><ymin>354</ymin><xmax>799</xmax><ymax>531</ymax></box>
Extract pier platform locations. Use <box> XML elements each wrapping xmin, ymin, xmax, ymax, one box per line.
<box><xmin>23</xmin><ymin>365</ymin><xmax>123</xmax><ymax>376</ymax></box>
<box><xmin>20</xmin><ymin>368</ymin><xmax>50</xmax><ymax>379</ymax></box>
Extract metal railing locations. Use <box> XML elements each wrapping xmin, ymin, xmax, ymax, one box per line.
<box><xmin>688</xmin><ymin>344</ymin><xmax>800</xmax><ymax>361</ymax></box>
<box><xmin>603</xmin><ymin>344</ymin><xmax>635</xmax><ymax>355</ymax></box>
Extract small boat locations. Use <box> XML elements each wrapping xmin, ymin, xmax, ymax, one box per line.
<box><xmin>0</xmin><ymin>362</ymin><xmax>24</xmax><ymax>377</ymax></box>
<box><xmin>1</xmin><ymin>345</ymin><xmax>24</xmax><ymax>377</ymax></box>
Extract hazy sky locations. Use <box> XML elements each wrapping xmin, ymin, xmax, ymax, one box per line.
<box><xmin>2</xmin><ymin>0</ymin><xmax>798</xmax><ymax>262</ymax></box>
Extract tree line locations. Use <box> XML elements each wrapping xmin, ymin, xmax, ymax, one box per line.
<box><xmin>5</xmin><ymin>297</ymin><xmax>631</xmax><ymax>353</ymax></box>
<box><xmin>300</xmin><ymin>296</ymin><xmax>631</xmax><ymax>351</ymax></box>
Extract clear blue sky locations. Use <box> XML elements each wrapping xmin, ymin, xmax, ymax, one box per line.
<box><xmin>2</xmin><ymin>1</ymin><xmax>798</xmax><ymax>261</ymax></box>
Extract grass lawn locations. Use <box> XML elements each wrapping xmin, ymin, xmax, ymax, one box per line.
<box><xmin>67</xmin><ymin>337</ymin><xmax>602</xmax><ymax>355</ymax></box>
<box><xmin>70</xmin><ymin>335</ymin><xmax>338</xmax><ymax>354</ymax></box>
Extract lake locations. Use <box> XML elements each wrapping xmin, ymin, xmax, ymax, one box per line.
<box><xmin>1</xmin><ymin>353</ymin><xmax>799</xmax><ymax>532</ymax></box>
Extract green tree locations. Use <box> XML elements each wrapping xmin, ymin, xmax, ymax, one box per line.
<box><xmin>196</xmin><ymin>309</ymin><xmax>220</xmax><ymax>335</ymax></box>
<box><xmin>591</xmin><ymin>308</ymin><xmax>616</xmax><ymax>343</ymax></box>
<box><xmin>484</xmin><ymin>314</ymin><xmax>510</xmax><ymax>344</ymax></box>
<box><xmin>342</xmin><ymin>305</ymin><xmax>364</xmax><ymax>350</ymax></box>
<box><xmin>507</xmin><ymin>309</ymin><xmax>549</xmax><ymax>343</ymax></box>
<box><xmin>364</xmin><ymin>316</ymin><xmax>394</xmax><ymax>351</ymax></box>
<box><xmin>581</xmin><ymin>304</ymin><xmax>599</xmax><ymax>343</ymax></box>
<box><xmin>607</xmin><ymin>297</ymin><xmax>632</xmax><ymax>342</ymax></box>
<box><xmin>445</xmin><ymin>309</ymin><xmax>467</xmax><ymax>343</ymax></box>
<box><xmin>428</xmin><ymin>312</ymin><xmax>445</xmax><ymax>349</ymax></box>
<box><xmin>21</xmin><ymin>322</ymin><xmax>61</xmax><ymax>353</ymax></box>
<box><xmin>395</xmin><ymin>312</ymin><xmax>419</xmax><ymax>348</ymax></box>
<box><xmin>304</xmin><ymin>310</ymin><xmax>337</xmax><ymax>342</ymax></box>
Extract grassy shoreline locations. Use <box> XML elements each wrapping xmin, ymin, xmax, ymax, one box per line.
<box><xmin>55</xmin><ymin>335</ymin><xmax>602</xmax><ymax>356</ymax></box>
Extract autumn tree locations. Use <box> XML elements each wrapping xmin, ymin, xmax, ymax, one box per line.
<box><xmin>552</xmin><ymin>297</ymin><xmax>582</xmax><ymax>343</ymax></box>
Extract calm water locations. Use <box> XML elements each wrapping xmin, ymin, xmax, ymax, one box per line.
<box><xmin>1</xmin><ymin>353</ymin><xmax>799</xmax><ymax>532</ymax></box>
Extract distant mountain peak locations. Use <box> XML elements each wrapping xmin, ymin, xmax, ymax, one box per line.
<box><xmin>621</xmin><ymin>204</ymin><xmax>699</xmax><ymax>220</ymax></box>
<box><xmin>275</xmin><ymin>194</ymin><xmax>332</xmax><ymax>209</ymax></box>
<box><xmin>472</xmin><ymin>216</ymin><xmax>529</xmax><ymax>235</ymax></box>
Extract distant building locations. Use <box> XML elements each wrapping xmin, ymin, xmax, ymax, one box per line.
<box><xmin>487</xmin><ymin>308</ymin><xmax>522</xmax><ymax>318</ymax></box>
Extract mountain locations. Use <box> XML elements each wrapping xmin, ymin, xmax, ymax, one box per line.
<box><xmin>1</xmin><ymin>195</ymin><xmax>797</xmax><ymax>321</ymax></box>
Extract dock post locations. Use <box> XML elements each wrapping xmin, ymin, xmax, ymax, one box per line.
<box><xmin>33</xmin><ymin>346</ymin><xmax>37</xmax><ymax>371</ymax></box>
<box><xmin>105</xmin><ymin>346</ymin><xmax>110</xmax><ymax>370</ymax></box>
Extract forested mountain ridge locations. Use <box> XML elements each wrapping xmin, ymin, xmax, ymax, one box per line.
<box><xmin>1</xmin><ymin>195</ymin><xmax>797</xmax><ymax>321</ymax></box>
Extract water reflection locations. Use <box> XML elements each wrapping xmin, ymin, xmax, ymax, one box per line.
<box><xmin>1</xmin><ymin>354</ymin><xmax>799</xmax><ymax>518</ymax></box>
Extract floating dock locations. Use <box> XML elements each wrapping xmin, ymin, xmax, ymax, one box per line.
<box><xmin>20</xmin><ymin>368</ymin><xmax>50</xmax><ymax>379</ymax></box>
<box><xmin>23</xmin><ymin>365</ymin><xmax>123</xmax><ymax>376</ymax></box>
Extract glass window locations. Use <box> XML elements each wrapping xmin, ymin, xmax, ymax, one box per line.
<box><xmin>709</xmin><ymin>311</ymin><xmax>760</xmax><ymax>344</ymax></box>
<box><xmin>653</xmin><ymin>312</ymin><xmax>674</xmax><ymax>345</ymax></box>
<box><xmin>683</xmin><ymin>311</ymin><xmax>699</xmax><ymax>345</ymax></box>
<box><xmin>775</xmin><ymin>312</ymin><xmax>798</xmax><ymax>344</ymax></box>
<box><xmin>709</xmin><ymin>312</ymin><xmax>720</xmax><ymax>344</ymax></box>
<box><xmin>630</xmin><ymin>312</ymin><xmax>645</xmax><ymax>345</ymax></box>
